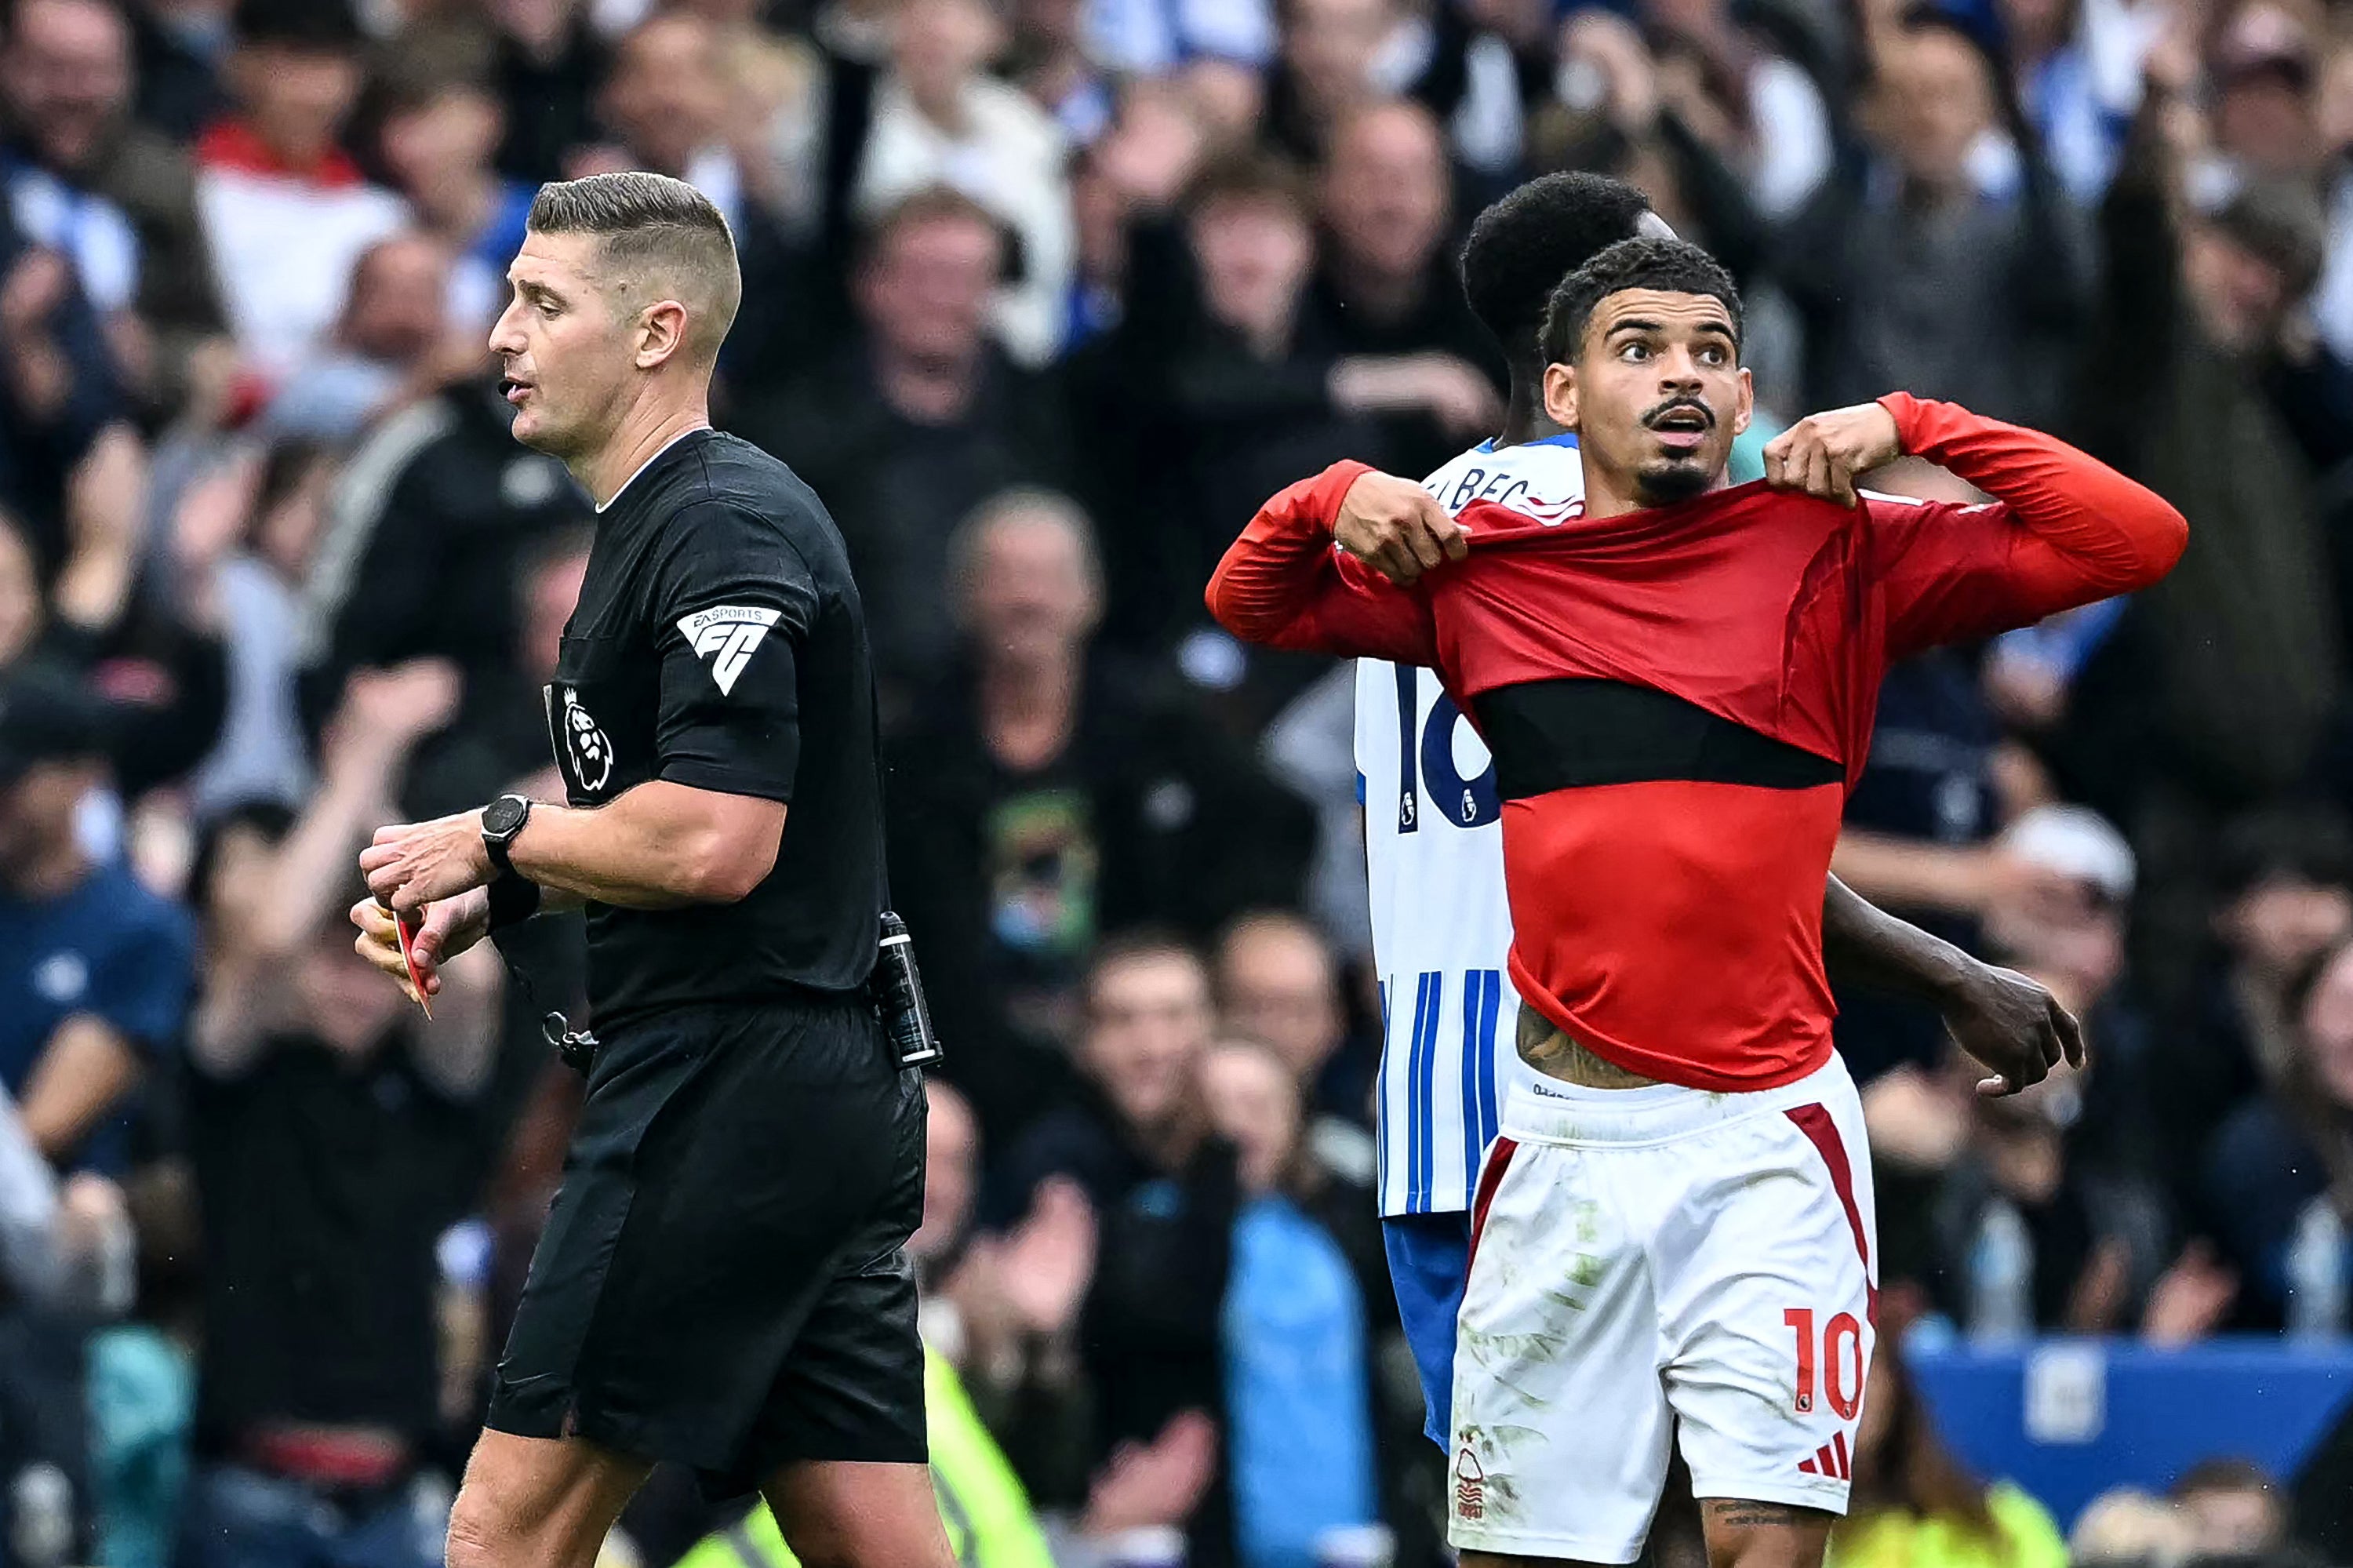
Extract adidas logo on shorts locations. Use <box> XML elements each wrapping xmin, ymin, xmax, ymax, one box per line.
<box><xmin>1796</xmin><ymin>1432</ymin><xmax>1853</xmax><ymax>1480</ymax></box>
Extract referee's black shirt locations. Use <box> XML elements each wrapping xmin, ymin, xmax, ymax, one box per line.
<box><xmin>544</xmin><ymin>429</ymin><xmax>884</xmax><ymax>1028</ymax></box>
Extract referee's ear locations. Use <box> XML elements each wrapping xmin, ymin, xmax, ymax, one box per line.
<box><xmin>634</xmin><ymin>299</ymin><xmax>693</xmax><ymax>370</ymax></box>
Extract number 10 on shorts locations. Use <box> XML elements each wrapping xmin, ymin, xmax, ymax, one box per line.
<box><xmin>1784</xmin><ymin>1308</ymin><xmax>1864</xmax><ymax>1418</ymax></box>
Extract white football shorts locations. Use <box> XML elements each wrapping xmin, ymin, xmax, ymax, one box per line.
<box><xmin>1449</xmin><ymin>1053</ymin><xmax>1877</xmax><ymax>1562</ymax></box>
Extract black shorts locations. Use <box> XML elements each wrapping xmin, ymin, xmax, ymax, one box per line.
<box><xmin>486</xmin><ymin>995</ymin><xmax>927</xmax><ymax>1494</ymax></box>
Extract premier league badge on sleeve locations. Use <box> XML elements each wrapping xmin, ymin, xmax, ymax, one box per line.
<box><xmin>559</xmin><ymin>686</ymin><xmax>614</xmax><ymax>793</ymax></box>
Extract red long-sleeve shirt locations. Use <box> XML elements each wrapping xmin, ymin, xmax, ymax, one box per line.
<box><xmin>1206</xmin><ymin>393</ymin><xmax>2187</xmax><ymax>1090</ymax></box>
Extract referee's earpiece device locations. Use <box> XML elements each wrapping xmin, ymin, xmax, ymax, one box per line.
<box><xmin>872</xmin><ymin>912</ymin><xmax>944</xmax><ymax>1069</ymax></box>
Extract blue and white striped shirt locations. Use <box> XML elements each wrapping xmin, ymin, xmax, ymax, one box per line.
<box><xmin>1355</xmin><ymin>435</ymin><xmax>1582</xmax><ymax>1216</ymax></box>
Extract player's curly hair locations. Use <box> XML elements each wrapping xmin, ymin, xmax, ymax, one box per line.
<box><xmin>1540</xmin><ymin>237</ymin><xmax>1744</xmax><ymax>366</ymax></box>
<box><xmin>1460</xmin><ymin>174</ymin><xmax>1657</xmax><ymax>358</ymax></box>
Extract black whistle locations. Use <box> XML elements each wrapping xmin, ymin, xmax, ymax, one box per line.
<box><xmin>874</xmin><ymin>911</ymin><xmax>944</xmax><ymax>1069</ymax></box>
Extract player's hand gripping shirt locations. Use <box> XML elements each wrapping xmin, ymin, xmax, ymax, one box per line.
<box><xmin>1357</xmin><ymin>433</ymin><xmax>1583</xmax><ymax>1217</ymax></box>
<box><xmin>1211</xmin><ymin>394</ymin><xmax>2187</xmax><ymax>1092</ymax></box>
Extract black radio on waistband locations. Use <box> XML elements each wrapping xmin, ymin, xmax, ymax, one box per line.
<box><xmin>871</xmin><ymin>911</ymin><xmax>944</xmax><ymax>1070</ymax></box>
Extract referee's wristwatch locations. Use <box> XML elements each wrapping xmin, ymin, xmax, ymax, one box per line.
<box><xmin>481</xmin><ymin>794</ymin><xmax>534</xmax><ymax>877</ymax></box>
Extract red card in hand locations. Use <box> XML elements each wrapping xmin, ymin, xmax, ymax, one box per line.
<box><xmin>395</xmin><ymin>911</ymin><xmax>433</xmax><ymax>1020</ymax></box>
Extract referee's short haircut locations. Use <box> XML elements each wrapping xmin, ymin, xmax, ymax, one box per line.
<box><xmin>529</xmin><ymin>171</ymin><xmax>742</xmax><ymax>361</ymax></box>
<box><xmin>1540</xmin><ymin>237</ymin><xmax>1744</xmax><ymax>367</ymax></box>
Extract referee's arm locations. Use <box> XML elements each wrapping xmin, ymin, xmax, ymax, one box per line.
<box><xmin>358</xmin><ymin>758</ymin><xmax>788</xmax><ymax>922</ymax></box>
<box><xmin>351</xmin><ymin>781</ymin><xmax>784</xmax><ymax>1001</ymax></box>
<box><xmin>359</xmin><ymin>500</ymin><xmax>812</xmax><ymax>950</ymax></box>
<box><xmin>501</xmin><ymin>783</ymin><xmax>783</xmax><ymax>908</ymax></box>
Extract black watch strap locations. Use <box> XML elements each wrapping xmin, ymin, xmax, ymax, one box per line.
<box><xmin>482</xmin><ymin>795</ymin><xmax>531</xmax><ymax>877</ymax></box>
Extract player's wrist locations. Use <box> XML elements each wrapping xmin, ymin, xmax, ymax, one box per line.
<box><xmin>1923</xmin><ymin>942</ymin><xmax>1987</xmax><ymax>1006</ymax></box>
<box><xmin>1872</xmin><ymin>393</ymin><xmax>1921</xmax><ymax>460</ymax></box>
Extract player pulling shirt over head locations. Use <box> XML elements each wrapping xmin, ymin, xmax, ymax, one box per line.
<box><xmin>1213</xmin><ymin>236</ymin><xmax>2184</xmax><ymax>1568</ymax></box>
<box><xmin>1346</xmin><ymin>176</ymin><xmax>2093</xmax><ymax>1453</ymax></box>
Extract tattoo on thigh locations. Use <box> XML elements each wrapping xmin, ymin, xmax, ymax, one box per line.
<box><xmin>1704</xmin><ymin>1500</ymin><xmax>1829</xmax><ymax>1530</ymax></box>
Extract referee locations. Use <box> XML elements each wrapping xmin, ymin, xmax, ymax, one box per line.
<box><xmin>351</xmin><ymin>173</ymin><xmax>951</xmax><ymax>1568</ymax></box>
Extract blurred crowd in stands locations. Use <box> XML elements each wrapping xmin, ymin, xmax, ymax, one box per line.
<box><xmin>6</xmin><ymin>0</ymin><xmax>2353</xmax><ymax>1562</ymax></box>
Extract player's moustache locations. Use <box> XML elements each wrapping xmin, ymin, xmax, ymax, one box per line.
<box><xmin>1640</xmin><ymin>396</ymin><xmax>1715</xmax><ymax>430</ymax></box>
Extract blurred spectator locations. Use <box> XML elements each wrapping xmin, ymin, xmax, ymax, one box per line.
<box><xmin>2208</xmin><ymin>5</ymin><xmax>2318</xmax><ymax>187</ymax></box>
<box><xmin>733</xmin><ymin>190</ymin><xmax>1073</xmax><ymax>694</ymax></box>
<box><xmin>2068</xmin><ymin>1486</ymin><xmax>2195</xmax><ymax>1567</ymax></box>
<box><xmin>888</xmin><ymin>492</ymin><xmax>1314</xmax><ymax>1141</ymax></box>
<box><xmin>178</xmin><ymin>661</ymin><xmax>496</xmax><ymax>1568</ymax></box>
<box><xmin>923</xmin><ymin>1081</ymin><xmax>1098</xmax><ymax>1509</ymax></box>
<box><xmin>1525</xmin><ymin>11</ymin><xmax>1773</xmax><ymax>285</ymax></box>
<box><xmin>1196</xmin><ymin>1039</ymin><xmax>1377</xmax><ymax>1568</ymax></box>
<box><xmin>0</xmin><ymin>467</ymin><xmax>229</xmax><ymax>809</ymax></box>
<box><xmin>0</xmin><ymin>198</ymin><xmax>140</xmax><ymax>572</ymax></box>
<box><xmin>1214</xmin><ymin>909</ymin><xmax>1374</xmax><ymax>1155</ymax></box>
<box><xmin>2066</xmin><ymin>48</ymin><xmax>2348</xmax><ymax>998</ymax></box>
<box><xmin>1829</xmin><ymin>1330</ymin><xmax>2066</xmax><ymax>1568</ymax></box>
<box><xmin>258</xmin><ymin>232</ymin><xmax>461</xmax><ymax>443</ymax></box>
<box><xmin>1262</xmin><ymin>0</ymin><xmax>1398</xmax><ymax>160</ymax></box>
<box><xmin>579</xmin><ymin>10</ymin><xmax>814</xmax><ymax>380</ymax></box>
<box><xmin>986</xmin><ymin>933</ymin><xmax>1214</xmax><ymax>1221</ymax></box>
<box><xmin>1980</xmin><ymin>808</ymin><xmax>2170</xmax><ymax>1189</ymax></box>
<box><xmin>1009</xmin><ymin>0</ymin><xmax>1115</xmax><ymax>144</ymax></box>
<box><xmin>1304</xmin><ymin>100</ymin><xmax>1500</xmax><ymax>474</ymax></box>
<box><xmin>0</xmin><ymin>0</ymin><xmax>228</xmax><ymax>410</ymax></box>
<box><xmin>2203</xmin><ymin>937</ymin><xmax>2353</xmax><ymax>1330</ymax></box>
<box><xmin>0</xmin><ymin>671</ymin><xmax>193</xmax><ymax>1170</ymax></box>
<box><xmin>1871</xmin><ymin>806</ymin><xmax>2186</xmax><ymax>1336</ymax></box>
<box><xmin>587</xmin><ymin>13</ymin><xmax>741</xmax><ymax>209</ymax></box>
<box><xmin>295</xmin><ymin>376</ymin><xmax>587</xmax><ymax>707</ymax></box>
<box><xmin>180</xmin><ymin>440</ymin><xmax>336</xmax><ymax>817</ymax></box>
<box><xmin>2173</xmin><ymin>1457</ymin><xmax>2289</xmax><ymax>1558</ymax></box>
<box><xmin>482</xmin><ymin>0</ymin><xmax>607</xmax><ymax>185</ymax></box>
<box><xmin>2155</xmin><ymin>808</ymin><xmax>2353</xmax><ymax>1208</ymax></box>
<box><xmin>849</xmin><ymin>0</ymin><xmax>1074</xmax><ymax>364</ymax></box>
<box><xmin>1086</xmin><ymin>0</ymin><xmax>1275</xmax><ymax>82</ymax></box>
<box><xmin>0</xmin><ymin>1089</ymin><xmax>125</xmax><ymax>1313</ymax></box>
<box><xmin>192</xmin><ymin>0</ymin><xmax>403</xmax><ymax>382</ymax></box>
<box><xmin>398</xmin><ymin>525</ymin><xmax>591</xmax><ymax>821</ymax></box>
<box><xmin>373</xmin><ymin>65</ymin><xmax>536</xmax><ymax>333</ymax></box>
<box><xmin>127</xmin><ymin>0</ymin><xmax>229</xmax><ymax>145</ymax></box>
<box><xmin>1999</xmin><ymin>0</ymin><xmax>2148</xmax><ymax>201</ymax></box>
<box><xmin>1781</xmin><ymin>9</ymin><xmax>2086</xmax><ymax>430</ymax></box>
<box><xmin>1080</xmin><ymin>151</ymin><xmax>1485</xmax><ymax>655</ymax></box>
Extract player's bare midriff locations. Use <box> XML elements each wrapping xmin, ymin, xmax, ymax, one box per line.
<box><xmin>1515</xmin><ymin>1001</ymin><xmax>1660</xmax><ymax>1089</ymax></box>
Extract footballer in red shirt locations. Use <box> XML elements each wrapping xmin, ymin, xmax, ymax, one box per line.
<box><xmin>1206</xmin><ymin>238</ymin><xmax>2184</xmax><ymax>1568</ymax></box>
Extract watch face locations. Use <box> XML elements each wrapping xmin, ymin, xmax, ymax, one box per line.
<box><xmin>484</xmin><ymin>797</ymin><xmax>528</xmax><ymax>839</ymax></box>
